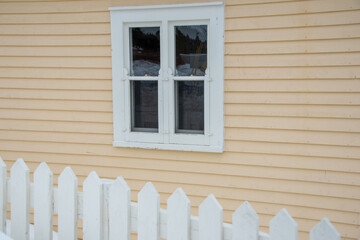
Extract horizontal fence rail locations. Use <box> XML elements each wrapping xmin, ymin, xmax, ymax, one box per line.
<box><xmin>0</xmin><ymin>158</ymin><xmax>342</xmax><ymax>240</ymax></box>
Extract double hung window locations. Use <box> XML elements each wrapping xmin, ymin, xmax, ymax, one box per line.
<box><xmin>110</xmin><ymin>2</ymin><xmax>224</xmax><ymax>152</ymax></box>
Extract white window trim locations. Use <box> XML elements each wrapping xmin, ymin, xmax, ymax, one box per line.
<box><xmin>109</xmin><ymin>2</ymin><xmax>224</xmax><ymax>153</ymax></box>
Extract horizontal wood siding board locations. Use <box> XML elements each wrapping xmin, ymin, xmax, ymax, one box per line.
<box><xmin>225</xmin><ymin>38</ymin><xmax>360</xmax><ymax>54</ymax></box>
<box><xmin>0</xmin><ymin>78</ymin><xmax>112</xmax><ymax>90</ymax></box>
<box><xmin>225</xmin><ymin>10</ymin><xmax>360</xmax><ymax>30</ymax></box>
<box><xmin>224</xmin><ymin>79</ymin><xmax>360</xmax><ymax>93</ymax></box>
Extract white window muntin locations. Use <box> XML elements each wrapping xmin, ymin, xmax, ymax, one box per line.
<box><xmin>110</xmin><ymin>2</ymin><xmax>224</xmax><ymax>152</ymax></box>
<box><xmin>167</xmin><ymin>20</ymin><xmax>210</xmax><ymax>146</ymax></box>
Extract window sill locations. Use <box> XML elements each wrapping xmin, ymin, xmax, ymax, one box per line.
<box><xmin>113</xmin><ymin>141</ymin><xmax>223</xmax><ymax>153</ymax></box>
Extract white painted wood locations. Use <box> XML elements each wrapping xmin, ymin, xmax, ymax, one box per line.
<box><xmin>109</xmin><ymin>176</ymin><xmax>131</xmax><ymax>240</ymax></box>
<box><xmin>58</xmin><ymin>167</ymin><xmax>78</xmax><ymax>240</ymax></box>
<box><xmin>199</xmin><ymin>194</ymin><xmax>223</xmax><ymax>240</ymax></box>
<box><xmin>270</xmin><ymin>209</ymin><xmax>298</xmax><ymax>240</ymax></box>
<box><xmin>0</xmin><ymin>231</ymin><xmax>13</xmax><ymax>240</ymax></box>
<box><xmin>110</xmin><ymin>2</ymin><xmax>224</xmax><ymax>152</ymax></box>
<box><xmin>34</xmin><ymin>162</ymin><xmax>53</xmax><ymax>240</ymax></box>
<box><xmin>0</xmin><ymin>157</ymin><xmax>7</xmax><ymax>232</ymax></box>
<box><xmin>232</xmin><ymin>201</ymin><xmax>259</xmax><ymax>240</ymax></box>
<box><xmin>83</xmin><ymin>171</ymin><xmax>103</xmax><ymax>240</ymax></box>
<box><xmin>167</xmin><ymin>188</ymin><xmax>191</xmax><ymax>240</ymax></box>
<box><xmin>10</xmin><ymin>158</ymin><xmax>30</xmax><ymax>240</ymax></box>
<box><xmin>310</xmin><ymin>218</ymin><xmax>340</xmax><ymax>240</ymax></box>
<box><xmin>137</xmin><ymin>182</ymin><xmax>160</xmax><ymax>240</ymax></box>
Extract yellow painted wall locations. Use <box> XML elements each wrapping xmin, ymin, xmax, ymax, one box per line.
<box><xmin>0</xmin><ymin>0</ymin><xmax>359</xmax><ymax>239</ymax></box>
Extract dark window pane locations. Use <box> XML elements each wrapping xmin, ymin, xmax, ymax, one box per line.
<box><xmin>130</xmin><ymin>27</ymin><xmax>160</xmax><ymax>76</ymax></box>
<box><xmin>131</xmin><ymin>81</ymin><xmax>158</xmax><ymax>131</ymax></box>
<box><xmin>176</xmin><ymin>81</ymin><xmax>204</xmax><ymax>133</ymax></box>
<box><xmin>175</xmin><ymin>25</ymin><xmax>207</xmax><ymax>76</ymax></box>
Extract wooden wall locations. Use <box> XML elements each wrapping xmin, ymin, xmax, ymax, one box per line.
<box><xmin>0</xmin><ymin>0</ymin><xmax>359</xmax><ymax>239</ymax></box>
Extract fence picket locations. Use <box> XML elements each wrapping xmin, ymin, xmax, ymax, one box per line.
<box><xmin>0</xmin><ymin>158</ymin><xmax>344</xmax><ymax>240</ymax></box>
<box><xmin>199</xmin><ymin>194</ymin><xmax>223</xmax><ymax>240</ymax></box>
<box><xmin>232</xmin><ymin>201</ymin><xmax>259</xmax><ymax>240</ymax></box>
<box><xmin>58</xmin><ymin>167</ymin><xmax>78</xmax><ymax>240</ymax></box>
<box><xmin>138</xmin><ymin>182</ymin><xmax>160</xmax><ymax>240</ymax></box>
<box><xmin>310</xmin><ymin>218</ymin><xmax>340</xmax><ymax>240</ymax></box>
<box><xmin>10</xmin><ymin>158</ymin><xmax>30</xmax><ymax>240</ymax></box>
<box><xmin>109</xmin><ymin>176</ymin><xmax>131</xmax><ymax>240</ymax></box>
<box><xmin>34</xmin><ymin>162</ymin><xmax>53</xmax><ymax>240</ymax></box>
<box><xmin>270</xmin><ymin>209</ymin><xmax>298</xmax><ymax>240</ymax></box>
<box><xmin>83</xmin><ymin>171</ymin><xmax>103</xmax><ymax>240</ymax></box>
<box><xmin>167</xmin><ymin>188</ymin><xmax>191</xmax><ymax>240</ymax></box>
<box><xmin>0</xmin><ymin>157</ymin><xmax>7</xmax><ymax>232</ymax></box>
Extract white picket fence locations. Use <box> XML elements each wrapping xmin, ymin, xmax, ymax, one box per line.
<box><xmin>0</xmin><ymin>158</ymin><xmax>341</xmax><ymax>240</ymax></box>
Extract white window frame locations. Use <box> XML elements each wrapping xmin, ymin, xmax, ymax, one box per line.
<box><xmin>109</xmin><ymin>2</ymin><xmax>224</xmax><ymax>152</ymax></box>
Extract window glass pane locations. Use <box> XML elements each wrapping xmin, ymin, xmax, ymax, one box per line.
<box><xmin>175</xmin><ymin>25</ymin><xmax>207</xmax><ymax>76</ymax></box>
<box><xmin>130</xmin><ymin>27</ymin><xmax>160</xmax><ymax>76</ymax></box>
<box><xmin>131</xmin><ymin>81</ymin><xmax>158</xmax><ymax>131</ymax></box>
<box><xmin>176</xmin><ymin>81</ymin><xmax>204</xmax><ymax>133</ymax></box>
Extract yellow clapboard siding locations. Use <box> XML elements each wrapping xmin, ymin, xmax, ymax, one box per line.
<box><xmin>0</xmin><ymin>109</ymin><xmax>113</xmax><ymax>123</ymax></box>
<box><xmin>3</xmin><ymin>149</ymin><xmax>360</xmax><ymax>187</ymax></box>
<box><xmin>225</xmin><ymin>52</ymin><xmax>360</xmax><ymax>67</ymax></box>
<box><xmin>0</xmin><ymin>35</ymin><xmax>110</xmax><ymax>46</ymax></box>
<box><xmin>224</xmin><ymin>66</ymin><xmax>360</xmax><ymax>79</ymax></box>
<box><xmin>12</xmin><ymin>158</ymin><xmax>360</xmax><ymax>201</ymax></box>
<box><xmin>225</xmin><ymin>128</ymin><xmax>360</xmax><ymax>147</ymax></box>
<box><xmin>225</xmin><ymin>140</ymin><xmax>360</xmax><ymax>159</ymax></box>
<box><xmin>0</xmin><ymin>78</ymin><xmax>112</xmax><ymax>90</ymax></box>
<box><xmin>226</xmin><ymin>10</ymin><xmax>360</xmax><ymax>30</ymax></box>
<box><xmin>225</xmin><ymin>116</ymin><xmax>360</xmax><ymax>133</ymax></box>
<box><xmin>0</xmin><ymin>67</ymin><xmax>112</xmax><ymax>79</ymax></box>
<box><xmin>0</xmin><ymin>119</ymin><xmax>112</xmax><ymax>133</ymax></box>
<box><xmin>224</xmin><ymin>79</ymin><xmax>360</xmax><ymax>92</ymax></box>
<box><xmin>0</xmin><ymin>23</ymin><xmax>111</xmax><ymax>35</ymax></box>
<box><xmin>225</xmin><ymin>103</ymin><xmax>360</xmax><ymax>118</ymax></box>
<box><xmin>225</xmin><ymin>0</ymin><xmax>302</xmax><ymax>6</ymax></box>
<box><xmin>225</xmin><ymin>38</ymin><xmax>360</xmax><ymax>54</ymax></box>
<box><xmin>0</xmin><ymin>130</ymin><xmax>112</xmax><ymax>145</ymax></box>
<box><xmin>0</xmin><ymin>88</ymin><xmax>112</xmax><ymax>101</ymax></box>
<box><xmin>0</xmin><ymin>98</ymin><xmax>112</xmax><ymax>111</ymax></box>
<box><xmin>0</xmin><ymin>1</ymin><xmax>110</xmax><ymax>13</ymax></box>
<box><xmin>225</xmin><ymin>24</ymin><xmax>360</xmax><ymax>43</ymax></box>
<box><xmin>0</xmin><ymin>0</ymin><xmax>359</xmax><ymax>239</ymax></box>
<box><xmin>0</xmin><ymin>12</ymin><xmax>110</xmax><ymax>24</ymax></box>
<box><xmin>0</xmin><ymin>46</ymin><xmax>111</xmax><ymax>57</ymax></box>
<box><xmin>224</xmin><ymin>92</ymin><xmax>360</xmax><ymax>105</ymax></box>
<box><xmin>225</xmin><ymin>0</ymin><xmax>360</xmax><ymax>18</ymax></box>
<box><xmin>1</xmin><ymin>140</ymin><xmax>360</xmax><ymax>173</ymax></box>
<box><xmin>0</xmin><ymin>56</ymin><xmax>111</xmax><ymax>68</ymax></box>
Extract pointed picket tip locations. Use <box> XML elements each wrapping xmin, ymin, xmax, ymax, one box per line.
<box><xmin>84</xmin><ymin>171</ymin><xmax>100</xmax><ymax>186</ymax></box>
<box><xmin>11</xmin><ymin>158</ymin><xmax>29</xmax><ymax>173</ymax></box>
<box><xmin>139</xmin><ymin>182</ymin><xmax>159</xmax><ymax>198</ymax></box>
<box><xmin>111</xmin><ymin>176</ymin><xmax>130</xmax><ymax>192</ymax></box>
<box><xmin>200</xmin><ymin>194</ymin><xmax>223</xmax><ymax>211</ymax></box>
<box><xmin>310</xmin><ymin>218</ymin><xmax>340</xmax><ymax>240</ymax></box>
<box><xmin>270</xmin><ymin>209</ymin><xmax>298</xmax><ymax>240</ymax></box>
<box><xmin>233</xmin><ymin>201</ymin><xmax>258</xmax><ymax>220</ymax></box>
<box><xmin>168</xmin><ymin>188</ymin><xmax>190</xmax><ymax>205</ymax></box>
<box><xmin>34</xmin><ymin>162</ymin><xmax>52</xmax><ymax>177</ymax></box>
<box><xmin>232</xmin><ymin>201</ymin><xmax>259</xmax><ymax>240</ymax></box>
<box><xmin>59</xmin><ymin>166</ymin><xmax>77</xmax><ymax>181</ymax></box>
<box><xmin>271</xmin><ymin>208</ymin><xmax>297</xmax><ymax>227</ymax></box>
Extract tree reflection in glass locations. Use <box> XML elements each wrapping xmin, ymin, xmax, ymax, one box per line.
<box><xmin>175</xmin><ymin>25</ymin><xmax>207</xmax><ymax>76</ymax></box>
<box><xmin>130</xmin><ymin>27</ymin><xmax>160</xmax><ymax>76</ymax></box>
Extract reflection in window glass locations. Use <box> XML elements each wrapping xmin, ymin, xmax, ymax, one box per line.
<box><xmin>131</xmin><ymin>81</ymin><xmax>158</xmax><ymax>131</ymax></box>
<box><xmin>175</xmin><ymin>25</ymin><xmax>207</xmax><ymax>76</ymax></box>
<box><xmin>176</xmin><ymin>81</ymin><xmax>204</xmax><ymax>133</ymax></box>
<box><xmin>130</xmin><ymin>27</ymin><xmax>160</xmax><ymax>76</ymax></box>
